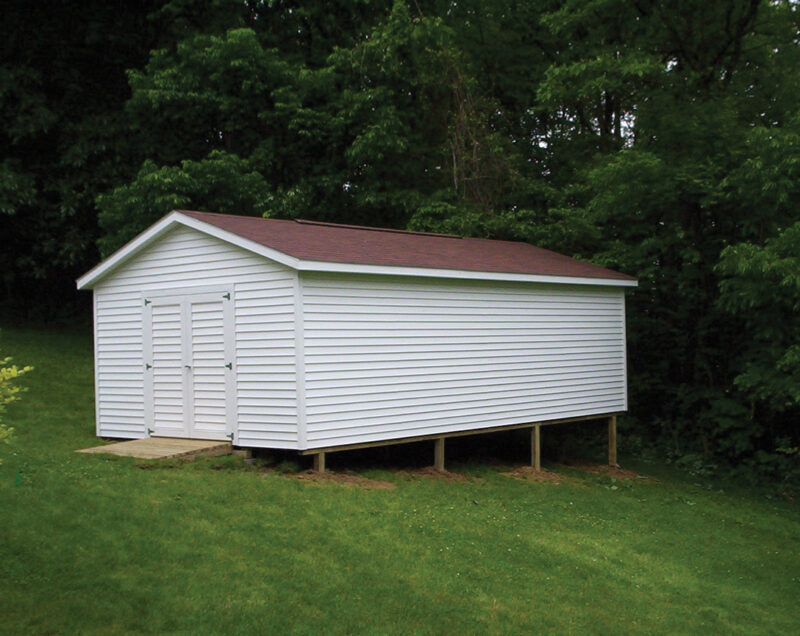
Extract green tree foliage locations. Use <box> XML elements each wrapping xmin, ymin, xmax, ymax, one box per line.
<box><xmin>126</xmin><ymin>28</ymin><xmax>293</xmax><ymax>166</ymax></box>
<box><xmin>5</xmin><ymin>0</ymin><xmax>800</xmax><ymax>481</ymax></box>
<box><xmin>523</xmin><ymin>0</ymin><xmax>800</xmax><ymax>479</ymax></box>
<box><xmin>103</xmin><ymin>2</ymin><xmax>520</xmax><ymax>234</ymax></box>
<box><xmin>717</xmin><ymin>223</ymin><xmax>800</xmax><ymax>482</ymax></box>
<box><xmin>718</xmin><ymin>224</ymin><xmax>800</xmax><ymax>413</ymax></box>
<box><xmin>278</xmin><ymin>1</ymin><xmax>505</xmax><ymax>226</ymax></box>
<box><xmin>97</xmin><ymin>152</ymin><xmax>273</xmax><ymax>255</ymax></box>
<box><xmin>0</xmin><ymin>0</ymin><xmax>163</xmax><ymax>318</ymax></box>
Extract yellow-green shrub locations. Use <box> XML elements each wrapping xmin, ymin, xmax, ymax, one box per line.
<box><xmin>0</xmin><ymin>350</ymin><xmax>33</xmax><ymax>462</ymax></box>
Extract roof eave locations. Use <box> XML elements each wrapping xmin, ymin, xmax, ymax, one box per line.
<box><xmin>296</xmin><ymin>259</ymin><xmax>638</xmax><ymax>287</ymax></box>
<box><xmin>77</xmin><ymin>210</ymin><xmax>638</xmax><ymax>290</ymax></box>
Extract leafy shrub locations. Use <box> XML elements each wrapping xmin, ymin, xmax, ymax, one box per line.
<box><xmin>0</xmin><ymin>343</ymin><xmax>33</xmax><ymax>462</ymax></box>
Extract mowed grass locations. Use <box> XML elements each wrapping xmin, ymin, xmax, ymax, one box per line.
<box><xmin>0</xmin><ymin>327</ymin><xmax>798</xmax><ymax>635</ymax></box>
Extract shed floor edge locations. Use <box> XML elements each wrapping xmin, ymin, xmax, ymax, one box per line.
<box><xmin>298</xmin><ymin>412</ymin><xmax>625</xmax><ymax>455</ymax></box>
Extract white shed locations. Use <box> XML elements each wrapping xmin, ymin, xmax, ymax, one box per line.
<box><xmin>77</xmin><ymin>210</ymin><xmax>637</xmax><ymax>469</ymax></box>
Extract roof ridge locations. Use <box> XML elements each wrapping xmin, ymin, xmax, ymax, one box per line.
<box><xmin>294</xmin><ymin>218</ymin><xmax>462</xmax><ymax>239</ymax></box>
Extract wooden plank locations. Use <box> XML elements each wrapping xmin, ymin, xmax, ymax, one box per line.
<box><xmin>434</xmin><ymin>438</ymin><xmax>445</xmax><ymax>471</ymax></box>
<box><xmin>531</xmin><ymin>425</ymin><xmax>541</xmax><ymax>471</ymax></box>
<box><xmin>608</xmin><ymin>414</ymin><xmax>618</xmax><ymax>467</ymax></box>
<box><xmin>76</xmin><ymin>437</ymin><xmax>231</xmax><ymax>460</ymax></box>
<box><xmin>313</xmin><ymin>452</ymin><xmax>326</xmax><ymax>473</ymax></box>
<box><xmin>300</xmin><ymin>413</ymin><xmax>621</xmax><ymax>455</ymax></box>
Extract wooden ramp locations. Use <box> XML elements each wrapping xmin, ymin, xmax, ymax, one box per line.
<box><xmin>77</xmin><ymin>437</ymin><xmax>232</xmax><ymax>460</ymax></box>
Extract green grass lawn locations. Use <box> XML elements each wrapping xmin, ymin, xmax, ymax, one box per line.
<box><xmin>1</xmin><ymin>326</ymin><xmax>798</xmax><ymax>635</ymax></box>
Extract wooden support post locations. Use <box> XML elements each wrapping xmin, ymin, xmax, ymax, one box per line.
<box><xmin>434</xmin><ymin>437</ymin><xmax>445</xmax><ymax>471</ymax></box>
<box><xmin>608</xmin><ymin>415</ymin><xmax>618</xmax><ymax>467</ymax></box>
<box><xmin>531</xmin><ymin>425</ymin><xmax>541</xmax><ymax>471</ymax></box>
<box><xmin>313</xmin><ymin>452</ymin><xmax>326</xmax><ymax>473</ymax></box>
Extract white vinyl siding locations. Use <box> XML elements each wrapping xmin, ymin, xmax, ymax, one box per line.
<box><xmin>190</xmin><ymin>299</ymin><xmax>227</xmax><ymax>438</ymax></box>
<box><xmin>301</xmin><ymin>274</ymin><xmax>627</xmax><ymax>448</ymax></box>
<box><xmin>94</xmin><ymin>225</ymin><xmax>297</xmax><ymax>446</ymax></box>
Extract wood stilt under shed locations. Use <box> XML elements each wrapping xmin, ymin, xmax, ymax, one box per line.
<box><xmin>531</xmin><ymin>425</ymin><xmax>541</xmax><ymax>471</ymax></box>
<box><xmin>609</xmin><ymin>415</ymin><xmax>618</xmax><ymax>467</ymax></box>
<box><xmin>304</xmin><ymin>414</ymin><xmax>621</xmax><ymax>473</ymax></box>
<box><xmin>434</xmin><ymin>438</ymin><xmax>445</xmax><ymax>471</ymax></box>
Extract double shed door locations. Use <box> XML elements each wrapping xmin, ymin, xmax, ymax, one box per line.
<box><xmin>144</xmin><ymin>289</ymin><xmax>235</xmax><ymax>440</ymax></box>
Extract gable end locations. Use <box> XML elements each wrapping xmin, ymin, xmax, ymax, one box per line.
<box><xmin>77</xmin><ymin>212</ymin><xmax>298</xmax><ymax>290</ymax></box>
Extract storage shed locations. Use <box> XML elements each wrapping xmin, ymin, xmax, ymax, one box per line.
<box><xmin>77</xmin><ymin>210</ymin><xmax>637</xmax><ymax>470</ymax></box>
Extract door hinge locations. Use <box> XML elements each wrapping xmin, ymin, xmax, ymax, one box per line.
<box><xmin>222</xmin><ymin>292</ymin><xmax>230</xmax><ymax>300</ymax></box>
<box><xmin>147</xmin><ymin>428</ymin><xmax>154</xmax><ymax>436</ymax></box>
<box><xmin>225</xmin><ymin>362</ymin><xmax>232</xmax><ymax>370</ymax></box>
<box><xmin>145</xmin><ymin>363</ymin><xmax>152</xmax><ymax>370</ymax></box>
<box><xmin>226</xmin><ymin>432</ymin><xmax>234</xmax><ymax>441</ymax></box>
<box><xmin>143</xmin><ymin>298</ymin><xmax>151</xmax><ymax>305</ymax></box>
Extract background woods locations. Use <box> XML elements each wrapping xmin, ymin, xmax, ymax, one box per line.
<box><xmin>2</xmin><ymin>0</ymin><xmax>799</xmax><ymax>484</ymax></box>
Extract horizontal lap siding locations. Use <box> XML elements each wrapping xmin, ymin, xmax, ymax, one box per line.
<box><xmin>94</xmin><ymin>226</ymin><xmax>297</xmax><ymax>446</ymax></box>
<box><xmin>235</xmin><ymin>277</ymin><xmax>297</xmax><ymax>447</ymax></box>
<box><xmin>302</xmin><ymin>274</ymin><xmax>626</xmax><ymax>448</ymax></box>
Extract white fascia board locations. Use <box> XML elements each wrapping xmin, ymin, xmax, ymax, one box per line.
<box><xmin>77</xmin><ymin>212</ymin><xmax>183</xmax><ymax>289</ymax></box>
<box><xmin>76</xmin><ymin>211</ymin><xmax>300</xmax><ymax>289</ymax></box>
<box><xmin>295</xmin><ymin>259</ymin><xmax>638</xmax><ymax>288</ymax></box>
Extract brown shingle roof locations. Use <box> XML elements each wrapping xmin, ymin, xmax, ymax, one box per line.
<box><xmin>178</xmin><ymin>210</ymin><xmax>636</xmax><ymax>282</ymax></box>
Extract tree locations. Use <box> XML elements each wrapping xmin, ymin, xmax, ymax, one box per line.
<box><xmin>0</xmin><ymin>0</ymin><xmax>163</xmax><ymax>319</ymax></box>
<box><xmin>530</xmin><ymin>0</ymin><xmax>800</xmax><ymax>470</ymax></box>
<box><xmin>98</xmin><ymin>152</ymin><xmax>272</xmax><ymax>255</ymax></box>
<box><xmin>5</xmin><ymin>0</ymin><xmax>800</xmax><ymax>481</ymax></box>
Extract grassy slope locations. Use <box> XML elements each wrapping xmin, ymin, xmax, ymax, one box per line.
<box><xmin>0</xmin><ymin>326</ymin><xmax>798</xmax><ymax>635</ymax></box>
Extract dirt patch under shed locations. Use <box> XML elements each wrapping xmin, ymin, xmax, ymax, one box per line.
<box><xmin>559</xmin><ymin>462</ymin><xmax>651</xmax><ymax>481</ymax></box>
<box><xmin>398</xmin><ymin>466</ymin><xmax>482</xmax><ymax>482</ymax></box>
<box><xmin>502</xmin><ymin>466</ymin><xmax>563</xmax><ymax>484</ymax></box>
<box><xmin>287</xmin><ymin>469</ymin><xmax>396</xmax><ymax>489</ymax></box>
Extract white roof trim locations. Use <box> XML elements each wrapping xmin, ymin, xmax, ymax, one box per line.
<box><xmin>173</xmin><ymin>213</ymin><xmax>300</xmax><ymax>269</ymax></box>
<box><xmin>78</xmin><ymin>212</ymin><xmax>179</xmax><ymax>289</ymax></box>
<box><xmin>295</xmin><ymin>260</ymin><xmax>637</xmax><ymax>287</ymax></box>
<box><xmin>77</xmin><ymin>211</ymin><xmax>637</xmax><ymax>289</ymax></box>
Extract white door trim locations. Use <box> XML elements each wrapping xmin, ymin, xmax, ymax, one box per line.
<box><xmin>143</xmin><ymin>297</ymin><xmax>154</xmax><ymax>435</ymax></box>
<box><xmin>181</xmin><ymin>296</ymin><xmax>193</xmax><ymax>436</ymax></box>
<box><xmin>222</xmin><ymin>292</ymin><xmax>237</xmax><ymax>443</ymax></box>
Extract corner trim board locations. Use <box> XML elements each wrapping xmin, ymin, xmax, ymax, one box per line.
<box><xmin>93</xmin><ymin>290</ymin><xmax>101</xmax><ymax>437</ymax></box>
<box><xmin>294</xmin><ymin>272</ymin><xmax>307</xmax><ymax>450</ymax></box>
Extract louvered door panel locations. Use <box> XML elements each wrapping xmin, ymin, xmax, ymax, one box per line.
<box><xmin>151</xmin><ymin>301</ymin><xmax>186</xmax><ymax>436</ymax></box>
<box><xmin>144</xmin><ymin>289</ymin><xmax>234</xmax><ymax>441</ymax></box>
<box><xmin>190</xmin><ymin>300</ymin><xmax>227</xmax><ymax>437</ymax></box>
